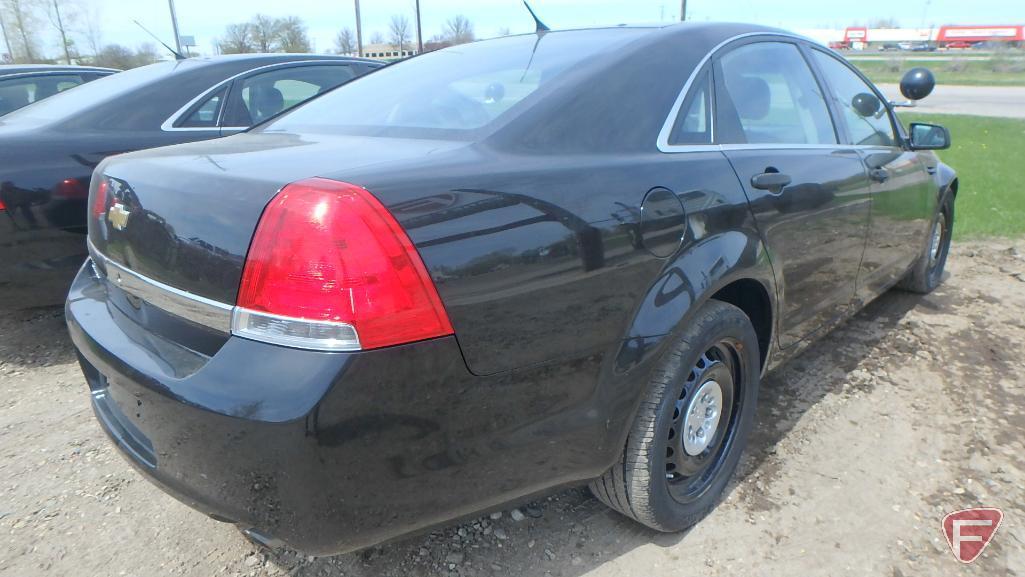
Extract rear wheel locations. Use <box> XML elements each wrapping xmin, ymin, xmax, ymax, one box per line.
<box><xmin>591</xmin><ymin>299</ymin><xmax>760</xmax><ymax>531</ymax></box>
<box><xmin>898</xmin><ymin>192</ymin><xmax>954</xmax><ymax>294</ymax></box>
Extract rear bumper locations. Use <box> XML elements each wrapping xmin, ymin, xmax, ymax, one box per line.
<box><xmin>66</xmin><ymin>262</ymin><xmax>612</xmax><ymax>554</ymax></box>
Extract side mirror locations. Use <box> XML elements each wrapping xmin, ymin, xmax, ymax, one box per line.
<box><xmin>900</xmin><ymin>67</ymin><xmax>936</xmax><ymax>101</ymax></box>
<box><xmin>851</xmin><ymin>92</ymin><xmax>882</xmax><ymax>117</ymax></box>
<box><xmin>908</xmin><ymin>122</ymin><xmax>950</xmax><ymax>150</ymax></box>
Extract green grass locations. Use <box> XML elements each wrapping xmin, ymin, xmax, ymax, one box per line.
<box><xmin>854</xmin><ymin>57</ymin><xmax>1025</xmax><ymax>86</ymax></box>
<box><xmin>898</xmin><ymin>113</ymin><xmax>1025</xmax><ymax>238</ymax></box>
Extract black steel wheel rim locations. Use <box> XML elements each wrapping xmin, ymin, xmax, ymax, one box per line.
<box><xmin>664</xmin><ymin>339</ymin><xmax>743</xmax><ymax>504</ymax></box>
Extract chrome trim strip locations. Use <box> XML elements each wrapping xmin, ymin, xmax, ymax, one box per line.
<box><xmin>718</xmin><ymin>143</ymin><xmax>865</xmax><ymax>151</ymax></box>
<box><xmin>87</xmin><ymin>239</ymin><xmax>233</xmax><ymax>333</ymax></box>
<box><xmin>160</xmin><ymin>59</ymin><xmax>358</xmax><ymax>133</ymax></box>
<box><xmin>0</xmin><ymin>70</ymin><xmax>117</xmax><ymax>81</ymax></box>
<box><xmin>656</xmin><ymin>31</ymin><xmax>815</xmax><ymax>154</ymax></box>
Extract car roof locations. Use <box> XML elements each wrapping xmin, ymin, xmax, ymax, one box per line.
<box><xmin>496</xmin><ymin>21</ymin><xmax>794</xmax><ymax>44</ymax></box>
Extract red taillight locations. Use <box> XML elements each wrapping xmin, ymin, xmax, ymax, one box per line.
<box><xmin>91</xmin><ymin>178</ymin><xmax>109</xmax><ymax>219</ymax></box>
<box><xmin>0</xmin><ymin>198</ymin><xmax>6</xmax><ymax>211</ymax></box>
<box><xmin>234</xmin><ymin>177</ymin><xmax>453</xmax><ymax>351</ymax></box>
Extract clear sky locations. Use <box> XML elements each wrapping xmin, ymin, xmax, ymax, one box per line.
<box><xmin>18</xmin><ymin>0</ymin><xmax>1025</xmax><ymax>58</ymax></box>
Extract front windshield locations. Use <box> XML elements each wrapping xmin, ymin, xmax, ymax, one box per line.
<box><xmin>0</xmin><ymin>60</ymin><xmax>188</xmax><ymax>126</ymax></box>
<box><xmin>262</xmin><ymin>28</ymin><xmax>650</xmax><ymax>139</ymax></box>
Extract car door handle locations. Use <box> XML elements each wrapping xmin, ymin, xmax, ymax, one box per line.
<box><xmin>751</xmin><ymin>172</ymin><xmax>792</xmax><ymax>193</ymax></box>
<box><xmin>869</xmin><ymin>168</ymin><xmax>890</xmax><ymax>183</ymax></box>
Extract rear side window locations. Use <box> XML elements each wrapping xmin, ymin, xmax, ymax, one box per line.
<box><xmin>0</xmin><ymin>74</ymin><xmax>85</xmax><ymax>115</ymax></box>
<box><xmin>669</xmin><ymin>68</ymin><xmax>712</xmax><ymax>145</ymax></box>
<box><xmin>716</xmin><ymin>42</ymin><xmax>836</xmax><ymax>145</ymax></box>
<box><xmin>811</xmin><ymin>50</ymin><xmax>896</xmax><ymax>147</ymax></box>
<box><xmin>233</xmin><ymin>65</ymin><xmax>356</xmax><ymax>126</ymax></box>
<box><xmin>263</xmin><ymin>29</ymin><xmax>651</xmax><ymax>138</ymax></box>
<box><xmin>178</xmin><ymin>86</ymin><xmax>227</xmax><ymax>128</ymax></box>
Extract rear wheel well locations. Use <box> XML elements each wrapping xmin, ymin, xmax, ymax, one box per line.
<box><xmin>711</xmin><ymin>279</ymin><xmax>772</xmax><ymax>370</ymax></box>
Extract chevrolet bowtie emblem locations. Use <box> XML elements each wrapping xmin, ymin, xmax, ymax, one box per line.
<box><xmin>108</xmin><ymin>203</ymin><xmax>131</xmax><ymax>231</ymax></box>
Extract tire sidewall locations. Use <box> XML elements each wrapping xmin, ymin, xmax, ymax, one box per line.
<box><xmin>925</xmin><ymin>193</ymin><xmax>954</xmax><ymax>289</ymax></box>
<box><xmin>645</xmin><ymin>301</ymin><xmax>761</xmax><ymax>531</ymax></box>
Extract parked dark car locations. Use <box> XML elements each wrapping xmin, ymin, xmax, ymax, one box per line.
<box><xmin>67</xmin><ymin>23</ymin><xmax>956</xmax><ymax>555</ymax></box>
<box><xmin>0</xmin><ymin>64</ymin><xmax>118</xmax><ymax>116</ymax></box>
<box><xmin>0</xmin><ymin>54</ymin><xmax>380</xmax><ymax>310</ymax></box>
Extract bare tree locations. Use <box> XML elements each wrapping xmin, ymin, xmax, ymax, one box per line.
<box><xmin>444</xmin><ymin>15</ymin><xmax>474</xmax><ymax>45</ymax></box>
<box><xmin>2</xmin><ymin>0</ymin><xmax>40</xmax><ymax>62</ymax></box>
<box><xmin>46</xmin><ymin>0</ymin><xmax>76</xmax><ymax>64</ymax></box>
<box><xmin>277</xmin><ymin>16</ymin><xmax>310</xmax><ymax>53</ymax></box>
<box><xmin>90</xmin><ymin>42</ymin><xmax>155</xmax><ymax>69</ymax></box>
<box><xmin>251</xmin><ymin>14</ymin><xmax>281</xmax><ymax>52</ymax></box>
<box><xmin>133</xmin><ymin>42</ymin><xmax>159</xmax><ymax>67</ymax></box>
<box><xmin>869</xmin><ymin>17</ymin><xmax>900</xmax><ymax>29</ymax></box>
<box><xmin>92</xmin><ymin>43</ymin><xmax>133</xmax><ymax>69</ymax></box>
<box><xmin>219</xmin><ymin>22</ymin><xmax>254</xmax><ymax>54</ymax></box>
<box><xmin>78</xmin><ymin>2</ymin><xmax>102</xmax><ymax>56</ymax></box>
<box><xmin>0</xmin><ymin>9</ymin><xmax>15</xmax><ymax>62</ymax></box>
<box><xmin>369</xmin><ymin>31</ymin><xmax>384</xmax><ymax>44</ymax></box>
<box><xmin>389</xmin><ymin>14</ymin><xmax>409</xmax><ymax>55</ymax></box>
<box><xmin>333</xmin><ymin>27</ymin><xmax>356</xmax><ymax>55</ymax></box>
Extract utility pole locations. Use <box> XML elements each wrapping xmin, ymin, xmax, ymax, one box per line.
<box><xmin>168</xmin><ymin>0</ymin><xmax>183</xmax><ymax>54</ymax></box>
<box><xmin>414</xmin><ymin>0</ymin><xmax>423</xmax><ymax>54</ymax></box>
<box><xmin>355</xmin><ymin>0</ymin><xmax>364</xmax><ymax>57</ymax></box>
<box><xmin>0</xmin><ymin>10</ymin><xmax>14</xmax><ymax>63</ymax></box>
<box><xmin>680</xmin><ymin>0</ymin><xmax>687</xmax><ymax>21</ymax></box>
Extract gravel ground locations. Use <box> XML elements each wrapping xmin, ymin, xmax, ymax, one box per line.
<box><xmin>2</xmin><ymin>241</ymin><xmax>1024</xmax><ymax>577</ymax></box>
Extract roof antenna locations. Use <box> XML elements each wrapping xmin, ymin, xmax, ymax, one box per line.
<box><xmin>523</xmin><ymin>1</ymin><xmax>550</xmax><ymax>33</ymax></box>
<box><xmin>133</xmin><ymin>19</ymin><xmax>186</xmax><ymax>60</ymax></box>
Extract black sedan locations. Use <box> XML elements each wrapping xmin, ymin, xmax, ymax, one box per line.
<box><xmin>67</xmin><ymin>23</ymin><xmax>955</xmax><ymax>555</ymax></box>
<box><xmin>0</xmin><ymin>64</ymin><xmax>118</xmax><ymax>116</ymax></box>
<box><xmin>1</xmin><ymin>54</ymin><xmax>380</xmax><ymax>310</ymax></box>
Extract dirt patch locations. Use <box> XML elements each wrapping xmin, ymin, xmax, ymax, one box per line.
<box><xmin>1</xmin><ymin>241</ymin><xmax>1024</xmax><ymax>576</ymax></box>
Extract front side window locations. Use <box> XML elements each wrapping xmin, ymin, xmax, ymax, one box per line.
<box><xmin>716</xmin><ymin>42</ymin><xmax>836</xmax><ymax>145</ymax></box>
<box><xmin>811</xmin><ymin>50</ymin><xmax>896</xmax><ymax>147</ymax></box>
<box><xmin>235</xmin><ymin>65</ymin><xmax>356</xmax><ymax>126</ymax></box>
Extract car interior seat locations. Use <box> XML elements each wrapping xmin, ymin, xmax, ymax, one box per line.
<box><xmin>249</xmin><ymin>84</ymin><xmax>285</xmax><ymax>123</ymax></box>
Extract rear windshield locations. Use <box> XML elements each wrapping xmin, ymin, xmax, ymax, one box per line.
<box><xmin>261</xmin><ymin>29</ymin><xmax>651</xmax><ymax>139</ymax></box>
<box><xmin>0</xmin><ymin>61</ymin><xmax>187</xmax><ymax>126</ymax></box>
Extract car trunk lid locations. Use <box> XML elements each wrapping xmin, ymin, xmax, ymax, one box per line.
<box><xmin>89</xmin><ymin>132</ymin><xmax>467</xmax><ymax>306</ymax></box>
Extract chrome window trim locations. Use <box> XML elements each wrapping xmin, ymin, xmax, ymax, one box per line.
<box><xmin>657</xmin><ymin>31</ymin><xmax>815</xmax><ymax>154</ymax></box>
<box><xmin>718</xmin><ymin>143</ymin><xmax>865</xmax><ymax>151</ymax></box>
<box><xmin>160</xmin><ymin>59</ymin><xmax>356</xmax><ymax>133</ymax></box>
<box><xmin>87</xmin><ymin>239</ymin><xmax>233</xmax><ymax>333</ymax></box>
<box><xmin>0</xmin><ymin>69</ymin><xmax>117</xmax><ymax>81</ymax></box>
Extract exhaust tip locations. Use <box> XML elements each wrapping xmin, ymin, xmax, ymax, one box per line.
<box><xmin>240</xmin><ymin>527</ymin><xmax>285</xmax><ymax>551</ymax></box>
